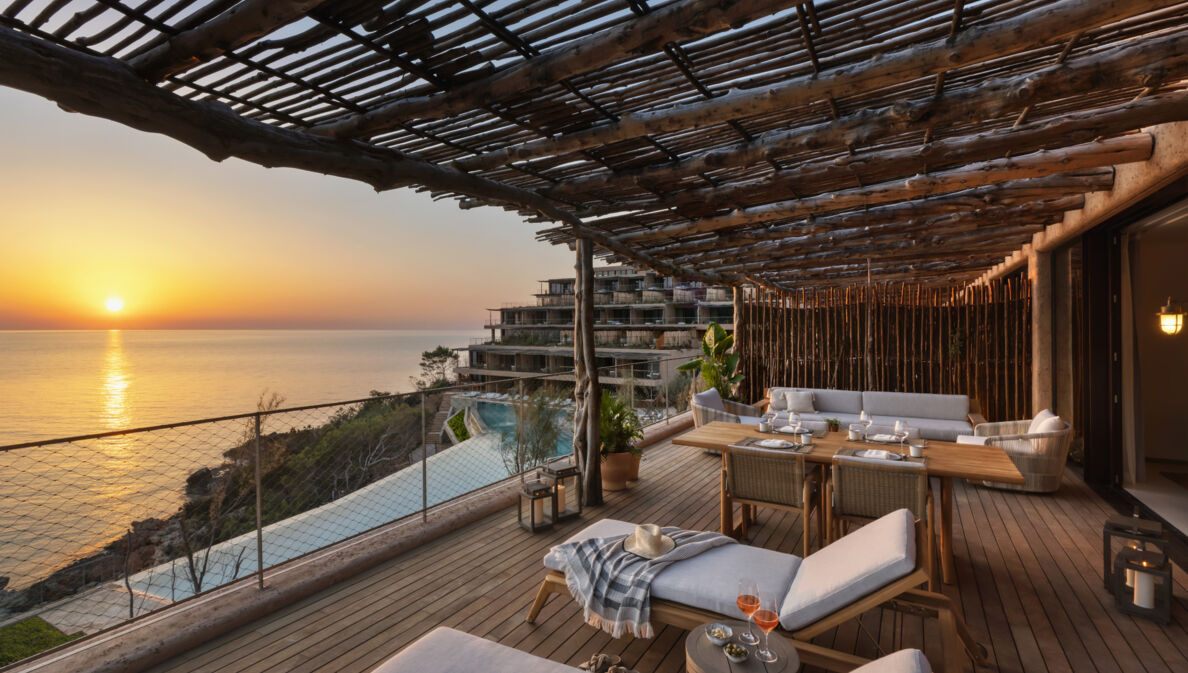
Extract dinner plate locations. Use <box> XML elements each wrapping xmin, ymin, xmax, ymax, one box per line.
<box><xmin>755</xmin><ymin>438</ymin><xmax>794</xmax><ymax>449</ymax></box>
<box><xmin>853</xmin><ymin>449</ymin><xmax>902</xmax><ymax>460</ymax></box>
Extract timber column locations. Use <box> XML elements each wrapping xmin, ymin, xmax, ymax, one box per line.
<box><xmin>1029</xmin><ymin>245</ymin><xmax>1054</xmax><ymax>413</ymax></box>
<box><xmin>573</xmin><ymin>238</ymin><xmax>602</xmax><ymax>505</ymax></box>
<box><xmin>732</xmin><ymin>286</ymin><xmax>748</xmax><ymax>400</ymax></box>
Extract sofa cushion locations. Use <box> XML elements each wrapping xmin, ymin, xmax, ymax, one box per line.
<box><xmin>693</xmin><ymin>388</ymin><xmax>726</xmax><ymax>412</ymax></box>
<box><xmin>869</xmin><ymin>416</ymin><xmax>972</xmax><ymax>442</ymax></box>
<box><xmin>1028</xmin><ymin>408</ymin><xmax>1055</xmax><ymax>434</ymax></box>
<box><xmin>544</xmin><ymin>519</ymin><xmax>801</xmax><ymax>621</ymax></box>
<box><xmin>956</xmin><ymin>435</ymin><xmax>990</xmax><ymax>446</ymax></box>
<box><xmin>805</xmin><ymin>388</ymin><xmax>864</xmax><ymax>414</ymax></box>
<box><xmin>374</xmin><ymin>627</ymin><xmax>574</xmax><ymax>673</ymax></box>
<box><xmin>1034</xmin><ymin>415</ymin><xmax>1064</xmax><ymax>434</ymax></box>
<box><xmin>852</xmin><ymin>649</ymin><xmax>932</xmax><ymax>673</ymax></box>
<box><xmin>862</xmin><ymin>392</ymin><xmax>969</xmax><ymax>422</ymax></box>
<box><xmin>784</xmin><ymin>390</ymin><xmax>817</xmax><ymax>413</ymax></box>
<box><xmin>779</xmin><ymin>508</ymin><xmax>916</xmax><ymax>630</ymax></box>
<box><xmin>769</xmin><ymin>389</ymin><xmax>788</xmax><ymax>411</ymax></box>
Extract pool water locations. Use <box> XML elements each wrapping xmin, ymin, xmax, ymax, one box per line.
<box><xmin>475</xmin><ymin>401</ymin><xmax>574</xmax><ymax>458</ymax></box>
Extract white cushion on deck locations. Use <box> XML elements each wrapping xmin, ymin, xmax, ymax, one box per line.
<box><xmin>852</xmin><ymin>649</ymin><xmax>932</xmax><ymax>673</ymax></box>
<box><xmin>544</xmin><ymin>519</ymin><xmax>801</xmax><ymax>621</ymax></box>
<box><xmin>779</xmin><ymin>508</ymin><xmax>916</xmax><ymax>630</ymax></box>
<box><xmin>374</xmin><ymin>627</ymin><xmax>574</xmax><ymax>673</ymax></box>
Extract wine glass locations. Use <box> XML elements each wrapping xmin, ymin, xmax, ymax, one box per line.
<box><xmin>859</xmin><ymin>410</ymin><xmax>873</xmax><ymax>438</ymax></box>
<box><xmin>736</xmin><ymin>578</ymin><xmax>760</xmax><ymax>645</ymax></box>
<box><xmin>753</xmin><ymin>593</ymin><xmax>781</xmax><ymax>663</ymax></box>
<box><xmin>788</xmin><ymin>412</ymin><xmax>801</xmax><ymax>434</ymax></box>
<box><xmin>893</xmin><ymin>419</ymin><xmax>908</xmax><ymax>445</ymax></box>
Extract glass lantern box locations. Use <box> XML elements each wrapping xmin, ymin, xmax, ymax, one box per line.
<box><xmin>1101</xmin><ymin>514</ymin><xmax>1164</xmax><ymax>589</ymax></box>
<box><xmin>1111</xmin><ymin>548</ymin><xmax>1172</xmax><ymax>624</ymax></box>
<box><xmin>518</xmin><ymin>480</ymin><xmax>555</xmax><ymax>533</ymax></box>
<box><xmin>541</xmin><ymin>456</ymin><xmax>582</xmax><ymax>522</ymax></box>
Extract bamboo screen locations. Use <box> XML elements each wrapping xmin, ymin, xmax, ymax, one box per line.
<box><xmin>738</xmin><ymin>278</ymin><xmax>1031</xmax><ymax>422</ymax></box>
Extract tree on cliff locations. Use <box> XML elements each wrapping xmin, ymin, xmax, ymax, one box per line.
<box><xmin>410</xmin><ymin>346</ymin><xmax>459</xmax><ymax>390</ymax></box>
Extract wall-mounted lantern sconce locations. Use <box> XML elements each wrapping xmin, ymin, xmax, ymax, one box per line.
<box><xmin>1158</xmin><ymin>297</ymin><xmax>1184</xmax><ymax>336</ymax></box>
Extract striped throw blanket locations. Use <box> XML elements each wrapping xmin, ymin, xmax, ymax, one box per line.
<box><xmin>550</xmin><ymin>527</ymin><xmax>735</xmax><ymax>638</ymax></box>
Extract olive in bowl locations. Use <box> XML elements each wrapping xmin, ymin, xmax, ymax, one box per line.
<box><xmin>723</xmin><ymin>642</ymin><xmax>748</xmax><ymax>663</ymax></box>
<box><xmin>705</xmin><ymin>623</ymin><xmax>733</xmax><ymax>646</ymax></box>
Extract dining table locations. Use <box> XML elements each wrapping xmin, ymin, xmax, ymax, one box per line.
<box><xmin>672</xmin><ymin>422</ymin><xmax>1025</xmax><ymax>585</ymax></box>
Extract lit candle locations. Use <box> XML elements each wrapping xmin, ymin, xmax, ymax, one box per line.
<box><xmin>533</xmin><ymin>497</ymin><xmax>545</xmax><ymax>522</ymax></box>
<box><xmin>1133</xmin><ymin>565</ymin><xmax>1155</xmax><ymax>609</ymax></box>
<box><xmin>556</xmin><ymin>483</ymin><xmax>566</xmax><ymax>511</ymax></box>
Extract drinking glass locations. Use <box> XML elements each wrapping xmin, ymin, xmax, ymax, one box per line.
<box><xmin>859</xmin><ymin>410</ymin><xmax>873</xmax><ymax>438</ymax></box>
<box><xmin>736</xmin><ymin>578</ymin><xmax>760</xmax><ymax>645</ymax></box>
<box><xmin>893</xmin><ymin>419</ymin><xmax>908</xmax><ymax>445</ymax></box>
<box><xmin>789</xmin><ymin>412</ymin><xmax>801</xmax><ymax>433</ymax></box>
<box><xmin>753</xmin><ymin>593</ymin><xmax>781</xmax><ymax>663</ymax></box>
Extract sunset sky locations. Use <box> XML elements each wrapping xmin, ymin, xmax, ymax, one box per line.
<box><xmin>0</xmin><ymin>87</ymin><xmax>574</xmax><ymax>330</ymax></box>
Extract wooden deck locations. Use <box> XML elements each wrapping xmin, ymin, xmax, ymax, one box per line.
<box><xmin>145</xmin><ymin>438</ymin><xmax>1187</xmax><ymax>673</ymax></box>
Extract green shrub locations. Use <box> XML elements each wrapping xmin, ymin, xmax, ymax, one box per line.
<box><xmin>447</xmin><ymin>410</ymin><xmax>470</xmax><ymax>442</ymax></box>
<box><xmin>0</xmin><ymin>617</ymin><xmax>81</xmax><ymax>665</ymax></box>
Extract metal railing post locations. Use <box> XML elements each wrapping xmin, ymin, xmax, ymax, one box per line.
<box><xmin>421</xmin><ymin>393</ymin><xmax>428</xmax><ymax>522</ymax></box>
<box><xmin>663</xmin><ymin>372</ymin><xmax>670</xmax><ymax>424</ymax></box>
<box><xmin>254</xmin><ymin>412</ymin><xmax>264</xmax><ymax>589</ymax></box>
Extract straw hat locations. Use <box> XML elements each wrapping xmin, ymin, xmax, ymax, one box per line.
<box><xmin>622</xmin><ymin>524</ymin><xmax>675</xmax><ymax>559</ymax></box>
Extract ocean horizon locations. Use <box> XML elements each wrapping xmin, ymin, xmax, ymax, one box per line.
<box><xmin>0</xmin><ymin>329</ymin><xmax>487</xmax><ymax>447</ymax></box>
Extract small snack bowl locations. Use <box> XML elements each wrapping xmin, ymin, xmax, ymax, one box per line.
<box><xmin>705</xmin><ymin>622</ymin><xmax>733</xmax><ymax>646</ymax></box>
<box><xmin>723</xmin><ymin>642</ymin><xmax>749</xmax><ymax>663</ymax></box>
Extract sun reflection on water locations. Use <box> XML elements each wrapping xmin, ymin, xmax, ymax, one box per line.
<box><xmin>102</xmin><ymin>330</ymin><xmax>131</xmax><ymax>432</ymax></box>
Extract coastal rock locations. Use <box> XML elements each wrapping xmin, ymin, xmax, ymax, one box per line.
<box><xmin>186</xmin><ymin>467</ymin><xmax>215</xmax><ymax>497</ymax></box>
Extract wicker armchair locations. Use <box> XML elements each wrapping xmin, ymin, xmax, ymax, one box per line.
<box><xmin>827</xmin><ymin>455</ymin><xmax>935</xmax><ymax>588</ymax></box>
<box><xmin>690</xmin><ymin>388</ymin><xmax>763</xmax><ymax>428</ymax></box>
<box><xmin>724</xmin><ymin>448</ymin><xmax>821</xmax><ymax>553</ymax></box>
<box><xmin>973</xmin><ymin>419</ymin><xmax>1072</xmax><ymax>493</ymax></box>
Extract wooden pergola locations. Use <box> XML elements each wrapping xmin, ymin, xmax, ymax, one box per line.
<box><xmin>3</xmin><ymin>0</ymin><xmax>1188</xmax><ymax>503</ymax></box>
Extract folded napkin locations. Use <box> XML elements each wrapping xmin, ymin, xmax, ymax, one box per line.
<box><xmin>776</xmin><ymin>425</ymin><xmax>802</xmax><ymax>434</ymax></box>
<box><xmin>853</xmin><ymin>449</ymin><xmax>901</xmax><ymax>461</ymax></box>
<box><xmin>869</xmin><ymin>433</ymin><xmax>899</xmax><ymax>443</ymax></box>
<box><xmin>756</xmin><ymin>438</ymin><xmax>794</xmax><ymax>449</ymax></box>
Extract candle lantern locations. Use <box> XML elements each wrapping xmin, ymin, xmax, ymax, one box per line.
<box><xmin>518</xmin><ymin>480</ymin><xmax>555</xmax><ymax>533</ymax></box>
<box><xmin>541</xmin><ymin>456</ymin><xmax>582</xmax><ymax>522</ymax></box>
<box><xmin>1112</xmin><ymin>549</ymin><xmax>1172</xmax><ymax>624</ymax></box>
<box><xmin>1101</xmin><ymin>515</ymin><xmax>1164</xmax><ymax>589</ymax></box>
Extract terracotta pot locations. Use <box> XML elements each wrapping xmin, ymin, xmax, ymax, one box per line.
<box><xmin>626</xmin><ymin>452</ymin><xmax>641</xmax><ymax>482</ymax></box>
<box><xmin>602</xmin><ymin>452</ymin><xmax>633</xmax><ymax>491</ymax></box>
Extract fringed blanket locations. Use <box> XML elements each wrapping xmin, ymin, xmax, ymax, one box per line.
<box><xmin>550</xmin><ymin>527</ymin><xmax>735</xmax><ymax>638</ymax></box>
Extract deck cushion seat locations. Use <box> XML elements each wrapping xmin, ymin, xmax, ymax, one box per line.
<box><xmin>544</xmin><ymin>519</ymin><xmax>801</xmax><ymax>621</ymax></box>
<box><xmin>869</xmin><ymin>415</ymin><xmax>973</xmax><ymax>442</ymax></box>
<box><xmin>373</xmin><ymin>627</ymin><xmax>573</xmax><ymax>673</ymax></box>
<box><xmin>779</xmin><ymin>508</ymin><xmax>915</xmax><ymax>630</ymax></box>
<box><xmin>852</xmin><ymin>649</ymin><xmax>932</xmax><ymax>673</ymax></box>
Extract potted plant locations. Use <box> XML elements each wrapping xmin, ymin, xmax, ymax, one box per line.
<box><xmin>677</xmin><ymin>322</ymin><xmax>744</xmax><ymax>400</ymax></box>
<box><xmin>824</xmin><ymin>417</ymin><xmax>841</xmax><ymax>433</ymax></box>
<box><xmin>599</xmin><ymin>390</ymin><xmax>643</xmax><ymax>491</ymax></box>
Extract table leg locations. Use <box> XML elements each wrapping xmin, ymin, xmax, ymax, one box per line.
<box><xmin>940</xmin><ymin>477</ymin><xmax>956</xmax><ymax>584</ymax></box>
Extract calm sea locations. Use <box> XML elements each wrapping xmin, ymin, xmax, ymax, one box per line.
<box><xmin>0</xmin><ymin>330</ymin><xmax>484</xmax><ymax>588</ymax></box>
<box><xmin>0</xmin><ymin>330</ymin><xmax>485</xmax><ymax>446</ymax></box>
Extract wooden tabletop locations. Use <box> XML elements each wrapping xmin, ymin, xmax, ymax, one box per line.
<box><xmin>674</xmin><ymin>422</ymin><xmax>1025</xmax><ymax>485</ymax></box>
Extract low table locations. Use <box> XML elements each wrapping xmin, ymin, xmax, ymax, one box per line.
<box><xmin>685</xmin><ymin>620</ymin><xmax>800</xmax><ymax>673</ymax></box>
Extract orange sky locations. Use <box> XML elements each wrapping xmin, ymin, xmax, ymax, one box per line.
<box><xmin>0</xmin><ymin>88</ymin><xmax>575</xmax><ymax>330</ymax></box>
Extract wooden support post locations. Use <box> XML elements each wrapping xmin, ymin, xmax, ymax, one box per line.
<box><xmin>574</xmin><ymin>238</ymin><xmax>603</xmax><ymax>506</ymax></box>
<box><xmin>733</xmin><ymin>285</ymin><xmax>748</xmax><ymax>400</ymax></box>
<box><xmin>1030</xmin><ymin>247</ymin><xmax>1054</xmax><ymax>413</ymax></box>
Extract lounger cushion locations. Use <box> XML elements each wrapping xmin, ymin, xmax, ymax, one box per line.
<box><xmin>544</xmin><ymin>519</ymin><xmax>801</xmax><ymax>622</ymax></box>
<box><xmin>851</xmin><ymin>649</ymin><xmax>932</xmax><ymax>673</ymax></box>
<box><xmin>862</xmin><ymin>392</ymin><xmax>969</xmax><ymax>422</ymax></box>
<box><xmin>374</xmin><ymin>627</ymin><xmax>573</xmax><ymax>673</ymax></box>
<box><xmin>779</xmin><ymin>508</ymin><xmax>916</xmax><ymax>630</ymax></box>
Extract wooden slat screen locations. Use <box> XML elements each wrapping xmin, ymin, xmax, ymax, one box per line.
<box><xmin>738</xmin><ymin>278</ymin><xmax>1031</xmax><ymax>422</ymax></box>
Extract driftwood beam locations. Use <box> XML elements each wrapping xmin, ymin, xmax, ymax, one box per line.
<box><xmin>311</xmin><ymin>0</ymin><xmax>799</xmax><ymax>138</ymax></box>
<box><xmin>540</xmin><ymin>37</ymin><xmax>1188</xmax><ymax>197</ymax></box>
<box><xmin>453</xmin><ymin>0</ymin><xmax>1176</xmax><ymax>173</ymax></box>
<box><xmin>618</xmin><ymin>136</ymin><xmax>1149</xmax><ymax>243</ymax></box>
<box><xmin>128</xmin><ymin>0</ymin><xmax>330</xmax><ymax>81</ymax></box>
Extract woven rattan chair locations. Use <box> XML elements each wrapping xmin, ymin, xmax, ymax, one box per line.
<box><xmin>827</xmin><ymin>455</ymin><xmax>935</xmax><ymax>588</ymax></box>
<box><xmin>724</xmin><ymin>447</ymin><xmax>821</xmax><ymax>554</ymax></box>
<box><xmin>972</xmin><ymin>419</ymin><xmax>1072</xmax><ymax>493</ymax></box>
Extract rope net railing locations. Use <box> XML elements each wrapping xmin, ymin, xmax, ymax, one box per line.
<box><xmin>0</xmin><ymin>356</ymin><xmax>695</xmax><ymax>663</ymax></box>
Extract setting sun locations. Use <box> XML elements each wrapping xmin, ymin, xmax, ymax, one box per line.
<box><xmin>105</xmin><ymin>297</ymin><xmax>124</xmax><ymax>312</ymax></box>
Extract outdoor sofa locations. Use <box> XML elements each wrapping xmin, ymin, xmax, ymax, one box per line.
<box><xmin>377</xmin><ymin>626</ymin><xmax>934</xmax><ymax>673</ymax></box>
<box><xmin>762</xmin><ymin>387</ymin><xmax>988</xmax><ymax>442</ymax></box>
<box><xmin>526</xmin><ymin>509</ymin><xmax>984</xmax><ymax>673</ymax></box>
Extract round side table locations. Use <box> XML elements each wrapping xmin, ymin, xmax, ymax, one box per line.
<box><xmin>685</xmin><ymin>620</ymin><xmax>800</xmax><ymax>673</ymax></box>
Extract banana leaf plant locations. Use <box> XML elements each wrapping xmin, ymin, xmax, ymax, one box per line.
<box><xmin>677</xmin><ymin>322</ymin><xmax>744</xmax><ymax>401</ymax></box>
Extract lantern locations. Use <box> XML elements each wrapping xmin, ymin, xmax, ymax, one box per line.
<box><xmin>542</xmin><ymin>456</ymin><xmax>582</xmax><ymax>522</ymax></box>
<box><xmin>1158</xmin><ymin>297</ymin><xmax>1184</xmax><ymax>336</ymax></box>
<box><xmin>1101</xmin><ymin>514</ymin><xmax>1164</xmax><ymax>589</ymax></box>
<box><xmin>518</xmin><ymin>480</ymin><xmax>555</xmax><ymax>533</ymax></box>
<box><xmin>1112</xmin><ymin>549</ymin><xmax>1172</xmax><ymax>624</ymax></box>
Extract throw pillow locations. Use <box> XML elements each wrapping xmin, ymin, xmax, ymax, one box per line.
<box><xmin>1035</xmin><ymin>415</ymin><xmax>1065</xmax><ymax>434</ymax></box>
<box><xmin>1028</xmin><ymin>408</ymin><xmax>1055</xmax><ymax>434</ymax></box>
<box><xmin>768</xmin><ymin>388</ymin><xmax>788</xmax><ymax>411</ymax></box>
<box><xmin>784</xmin><ymin>390</ymin><xmax>816</xmax><ymax>413</ymax></box>
<box><xmin>693</xmin><ymin>388</ymin><xmax>726</xmax><ymax>412</ymax></box>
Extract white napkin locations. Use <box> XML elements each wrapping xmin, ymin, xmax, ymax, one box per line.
<box><xmin>775</xmin><ymin>425</ymin><xmax>802</xmax><ymax>434</ymax></box>
<box><xmin>869</xmin><ymin>433</ymin><xmax>898</xmax><ymax>443</ymax></box>
<box><xmin>854</xmin><ymin>449</ymin><xmax>901</xmax><ymax>461</ymax></box>
<box><xmin>756</xmin><ymin>438</ymin><xmax>793</xmax><ymax>449</ymax></box>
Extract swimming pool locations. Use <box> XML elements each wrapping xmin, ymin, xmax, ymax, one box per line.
<box><xmin>475</xmin><ymin>401</ymin><xmax>574</xmax><ymax>458</ymax></box>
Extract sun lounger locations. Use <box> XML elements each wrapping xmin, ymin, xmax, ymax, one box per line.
<box><xmin>375</xmin><ymin>626</ymin><xmax>933</xmax><ymax>673</ymax></box>
<box><xmin>526</xmin><ymin>509</ymin><xmax>985</xmax><ymax>673</ymax></box>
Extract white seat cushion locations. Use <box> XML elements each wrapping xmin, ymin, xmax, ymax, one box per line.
<box><xmin>852</xmin><ymin>649</ymin><xmax>932</xmax><ymax>673</ymax></box>
<box><xmin>374</xmin><ymin>627</ymin><xmax>574</xmax><ymax>673</ymax></box>
<box><xmin>862</xmin><ymin>392</ymin><xmax>969</xmax><ymax>422</ymax></box>
<box><xmin>738</xmin><ymin>415</ymin><xmax>765</xmax><ymax>425</ymax></box>
<box><xmin>1028</xmin><ymin>408</ymin><xmax>1055</xmax><ymax>434</ymax></box>
<box><xmin>871</xmin><ymin>415</ymin><xmax>971</xmax><ymax>442</ymax></box>
<box><xmin>779</xmin><ymin>508</ymin><xmax>916</xmax><ymax>630</ymax></box>
<box><xmin>1033</xmin><ymin>415</ymin><xmax>1064</xmax><ymax>434</ymax></box>
<box><xmin>956</xmin><ymin>435</ymin><xmax>990</xmax><ymax>446</ymax></box>
<box><xmin>544</xmin><ymin>519</ymin><xmax>801</xmax><ymax>621</ymax></box>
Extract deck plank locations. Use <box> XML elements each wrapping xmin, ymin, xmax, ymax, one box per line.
<box><xmin>144</xmin><ymin>439</ymin><xmax>1185</xmax><ymax>673</ymax></box>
